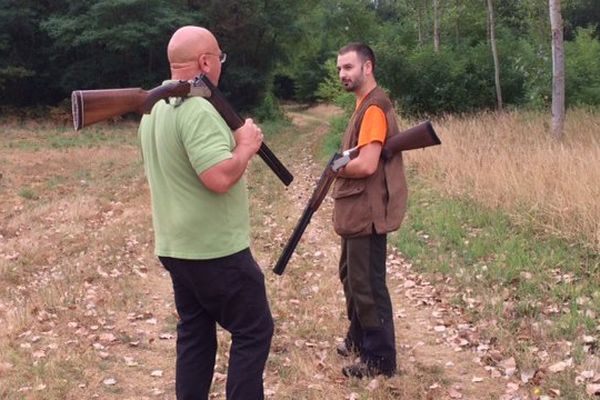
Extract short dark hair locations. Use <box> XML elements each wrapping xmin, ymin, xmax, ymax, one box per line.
<box><xmin>338</xmin><ymin>42</ymin><xmax>376</xmax><ymax>71</ymax></box>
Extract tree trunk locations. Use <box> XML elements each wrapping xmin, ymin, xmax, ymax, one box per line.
<box><xmin>433</xmin><ymin>0</ymin><xmax>440</xmax><ymax>52</ymax></box>
<box><xmin>455</xmin><ymin>0</ymin><xmax>461</xmax><ymax>46</ymax></box>
<box><xmin>417</xmin><ymin>0</ymin><xmax>423</xmax><ymax>46</ymax></box>
<box><xmin>487</xmin><ymin>0</ymin><xmax>503</xmax><ymax>111</ymax></box>
<box><xmin>549</xmin><ymin>0</ymin><xmax>565</xmax><ymax>140</ymax></box>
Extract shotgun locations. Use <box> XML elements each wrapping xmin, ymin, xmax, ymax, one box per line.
<box><xmin>272</xmin><ymin>120</ymin><xmax>441</xmax><ymax>275</ymax></box>
<box><xmin>71</xmin><ymin>75</ymin><xmax>294</xmax><ymax>186</ymax></box>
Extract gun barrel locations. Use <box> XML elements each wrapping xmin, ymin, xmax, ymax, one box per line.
<box><xmin>257</xmin><ymin>144</ymin><xmax>294</xmax><ymax>186</ymax></box>
<box><xmin>199</xmin><ymin>76</ymin><xmax>294</xmax><ymax>186</ymax></box>
<box><xmin>272</xmin><ymin>153</ymin><xmax>339</xmax><ymax>275</ymax></box>
<box><xmin>272</xmin><ymin>210</ymin><xmax>314</xmax><ymax>275</ymax></box>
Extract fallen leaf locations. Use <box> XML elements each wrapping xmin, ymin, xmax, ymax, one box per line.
<box><xmin>362</xmin><ymin>378</ymin><xmax>378</xmax><ymax>391</ymax></box>
<box><xmin>587</xmin><ymin>384</ymin><xmax>600</xmax><ymax>395</ymax></box>
<box><xmin>103</xmin><ymin>378</ymin><xmax>117</xmax><ymax>386</ymax></box>
<box><xmin>520</xmin><ymin>368</ymin><xmax>536</xmax><ymax>383</ymax></box>
<box><xmin>213</xmin><ymin>372</ymin><xmax>227</xmax><ymax>383</ymax></box>
<box><xmin>548</xmin><ymin>358</ymin><xmax>573</xmax><ymax>373</ymax></box>
<box><xmin>499</xmin><ymin>357</ymin><xmax>517</xmax><ymax>377</ymax></box>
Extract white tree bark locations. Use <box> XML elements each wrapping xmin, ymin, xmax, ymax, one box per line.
<box><xmin>417</xmin><ymin>0</ymin><xmax>423</xmax><ymax>46</ymax></box>
<box><xmin>433</xmin><ymin>0</ymin><xmax>440</xmax><ymax>52</ymax></box>
<box><xmin>487</xmin><ymin>0</ymin><xmax>503</xmax><ymax>111</ymax></box>
<box><xmin>549</xmin><ymin>0</ymin><xmax>565</xmax><ymax>139</ymax></box>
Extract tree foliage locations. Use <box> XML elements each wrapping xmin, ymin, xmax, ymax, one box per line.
<box><xmin>0</xmin><ymin>0</ymin><xmax>599</xmax><ymax>115</ymax></box>
<box><xmin>565</xmin><ymin>27</ymin><xmax>600</xmax><ymax>106</ymax></box>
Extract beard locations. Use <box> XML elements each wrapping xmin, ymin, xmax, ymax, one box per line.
<box><xmin>341</xmin><ymin>79</ymin><xmax>357</xmax><ymax>92</ymax></box>
<box><xmin>340</xmin><ymin>66</ymin><xmax>364</xmax><ymax>92</ymax></box>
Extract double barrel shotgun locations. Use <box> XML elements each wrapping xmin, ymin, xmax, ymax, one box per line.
<box><xmin>272</xmin><ymin>121</ymin><xmax>441</xmax><ymax>275</ymax></box>
<box><xmin>71</xmin><ymin>74</ymin><xmax>293</xmax><ymax>186</ymax></box>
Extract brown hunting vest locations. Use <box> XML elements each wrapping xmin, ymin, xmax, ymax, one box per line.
<box><xmin>332</xmin><ymin>86</ymin><xmax>407</xmax><ymax>238</ymax></box>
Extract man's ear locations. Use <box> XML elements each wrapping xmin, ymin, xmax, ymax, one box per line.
<box><xmin>198</xmin><ymin>55</ymin><xmax>210</xmax><ymax>74</ymax></box>
<box><xmin>364</xmin><ymin>60</ymin><xmax>374</xmax><ymax>75</ymax></box>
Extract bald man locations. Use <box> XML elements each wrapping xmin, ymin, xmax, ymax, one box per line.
<box><xmin>139</xmin><ymin>26</ymin><xmax>274</xmax><ymax>400</ymax></box>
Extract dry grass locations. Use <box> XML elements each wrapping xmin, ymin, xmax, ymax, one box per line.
<box><xmin>403</xmin><ymin>108</ymin><xmax>600</xmax><ymax>252</ymax></box>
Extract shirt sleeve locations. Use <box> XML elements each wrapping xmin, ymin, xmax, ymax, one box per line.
<box><xmin>179</xmin><ymin>100</ymin><xmax>234</xmax><ymax>174</ymax></box>
<box><xmin>357</xmin><ymin>105</ymin><xmax>387</xmax><ymax>148</ymax></box>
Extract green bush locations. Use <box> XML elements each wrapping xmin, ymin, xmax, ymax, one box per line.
<box><xmin>315</xmin><ymin>59</ymin><xmax>345</xmax><ymax>103</ymax></box>
<box><xmin>394</xmin><ymin>46</ymin><xmax>496</xmax><ymax>115</ymax></box>
<box><xmin>252</xmin><ymin>90</ymin><xmax>285</xmax><ymax>123</ymax></box>
<box><xmin>513</xmin><ymin>41</ymin><xmax>552</xmax><ymax>109</ymax></box>
<box><xmin>566</xmin><ymin>27</ymin><xmax>600</xmax><ymax>106</ymax></box>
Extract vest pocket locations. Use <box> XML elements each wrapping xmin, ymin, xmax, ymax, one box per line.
<box><xmin>332</xmin><ymin>180</ymin><xmax>371</xmax><ymax>237</ymax></box>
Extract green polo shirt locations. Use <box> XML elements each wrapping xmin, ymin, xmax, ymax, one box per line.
<box><xmin>138</xmin><ymin>88</ymin><xmax>250</xmax><ymax>259</ymax></box>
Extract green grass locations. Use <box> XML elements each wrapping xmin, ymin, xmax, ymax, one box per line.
<box><xmin>320</xmin><ymin>114</ymin><xmax>348</xmax><ymax>157</ymax></box>
<box><xmin>391</xmin><ymin>171</ymin><xmax>599</xmax><ymax>396</ymax></box>
<box><xmin>258</xmin><ymin>116</ymin><xmax>292</xmax><ymax>137</ymax></box>
<box><xmin>2</xmin><ymin>126</ymin><xmax>138</xmax><ymax>150</ymax></box>
<box><xmin>18</xmin><ymin>187</ymin><xmax>38</xmax><ymax>200</ymax></box>
<box><xmin>0</xmin><ymin>350</ymin><xmax>86</xmax><ymax>400</ymax></box>
<box><xmin>394</xmin><ymin>170</ymin><xmax>600</xmax><ymax>331</ymax></box>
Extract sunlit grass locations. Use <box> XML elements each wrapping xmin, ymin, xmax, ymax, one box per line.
<box><xmin>403</xmin><ymin>108</ymin><xmax>600</xmax><ymax>252</ymax></box>
<box><xmin>392</xmin><ymin>108</ymin><xmax>600</xmax><ymax>398</ymax></box>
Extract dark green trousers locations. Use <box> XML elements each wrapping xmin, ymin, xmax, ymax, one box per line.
<box><xmin>339</xmin><ymin>233</ymin><xmax>396</xmax><ymax>373</ymax></box>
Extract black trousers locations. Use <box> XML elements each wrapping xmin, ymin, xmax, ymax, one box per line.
<box><xmin>339</xmin><ymin>233</ymin><xmax>396</xmax><ymax>374</ymax></box>
<box><xmin>159</xmin><ymin>248</ymin><xmax>273</xmax><ymax>400</ymax></box>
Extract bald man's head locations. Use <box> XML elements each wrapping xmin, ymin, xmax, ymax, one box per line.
<box><xmin>167</xmin><ymin>26</ymin><xmax>222</xmax><ymax>84</ymax></box>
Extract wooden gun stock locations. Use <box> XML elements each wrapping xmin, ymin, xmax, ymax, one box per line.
<box><xmin>71</xmin><ymin>81</ymin><xmax>190</xmax><ymax>130</ymax></box>
<box><xmin>381</xmin><ymin>121</ymin><xmax>441</xmax><ymax>160</ymax></box>
<box><xmin>72</xmin><ymin>88</ymin><xmax>146</xmax><ymax>130</ymax></box>
<box><xmin>71</xmin><ymin>76</ymin><xmax>293</xmax><ymax>186</ymax></box>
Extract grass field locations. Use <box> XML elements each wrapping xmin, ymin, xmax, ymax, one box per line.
<box><xmin>0</xmin><ymin>106</ymin><xmax>599</xmax><ymax>399</ymax></box>
<box><xmin>394</xmin><ymin>109</ymin><xmax>600</xmax><ymax>399</ymax></box>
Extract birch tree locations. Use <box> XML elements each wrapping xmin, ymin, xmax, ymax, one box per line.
<box><xmin>416</xmin><ymin>0</ymin><xmax>424</xmax><ymax>46</ymax></box>
<box><xmin>433</xmin><ymin>0</ymin><xmax>441</xmax><ymax>52</ymax></box>
<box><xmin>487</xmin><ymin>0</ymin><xmax>503</xmax><ymax>110</ymax></box>
<box><xmin>549</xmin><ymin>0</ymin><xmax>565</xmax><ymax>139</ymax></box>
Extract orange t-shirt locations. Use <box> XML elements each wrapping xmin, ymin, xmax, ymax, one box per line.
<box><xmin>356</xmin><ymin>105</ymin><xmax>387</xmax><ymax>148</ymax></box>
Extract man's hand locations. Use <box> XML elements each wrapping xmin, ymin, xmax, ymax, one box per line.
<box><xmin>233</xmin><ymin>118</ymin><xmax>263</xmax><ymax>159</ymax></box>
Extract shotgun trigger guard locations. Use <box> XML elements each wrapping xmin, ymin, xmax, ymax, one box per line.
<box><xmin>331</xmin><ymin>152</ymin><xmax>349</xmax><ymax>172</ymax></box>
<box><xmin>167</xmin><ymin>97</ymin><xmax>184</xmax><ymax>107</ymax></box>
<box><xmin>189</xmin><ymin>75</ymin><xmax>212</xmax><ymax>98</ymax></box>
<box><xmin>331</xmin><ymin>147</ymin><xmax>358</xmax><ymax>172</ymax></box>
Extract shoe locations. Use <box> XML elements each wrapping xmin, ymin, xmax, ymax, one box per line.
<box><xmin>342</xmin><ymin>362</ymin><xmax>395</xmax><ymax>379</ymax></box>
<box><xmin>336</xmin><ymin>339</ymin><xmax>360</xmax><ymax>357</ymax></box>
<box><xmin>336</xmin><ymin>342</ymin><xmax>352</xmax><ymax>357</ymax></box>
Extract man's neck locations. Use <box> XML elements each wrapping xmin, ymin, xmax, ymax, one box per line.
<box><xmin>170</xmin><ymin>64</ymin><xmax>199</xmax><ymax>81</ymax></box>
<box><xmin>354</xmin><ymin>79</ymin><xmax>377</xmax><ymax>100</ymax></box>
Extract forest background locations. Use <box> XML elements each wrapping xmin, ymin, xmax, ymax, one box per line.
<box><xmin>1</xmin><ymin>0</ymin><xmax>600</xmax><ymax>117</ymax></box>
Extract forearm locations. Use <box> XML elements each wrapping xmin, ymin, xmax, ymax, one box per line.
<box><xmin>337</xmin><ymin>142</ymin><xmax>382</xmax><ymax>179</ymax></box>
<box><xmin>338</xmin><ymin>159</ymin><xmax>376</xmax><ymax>178</ymax></box>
